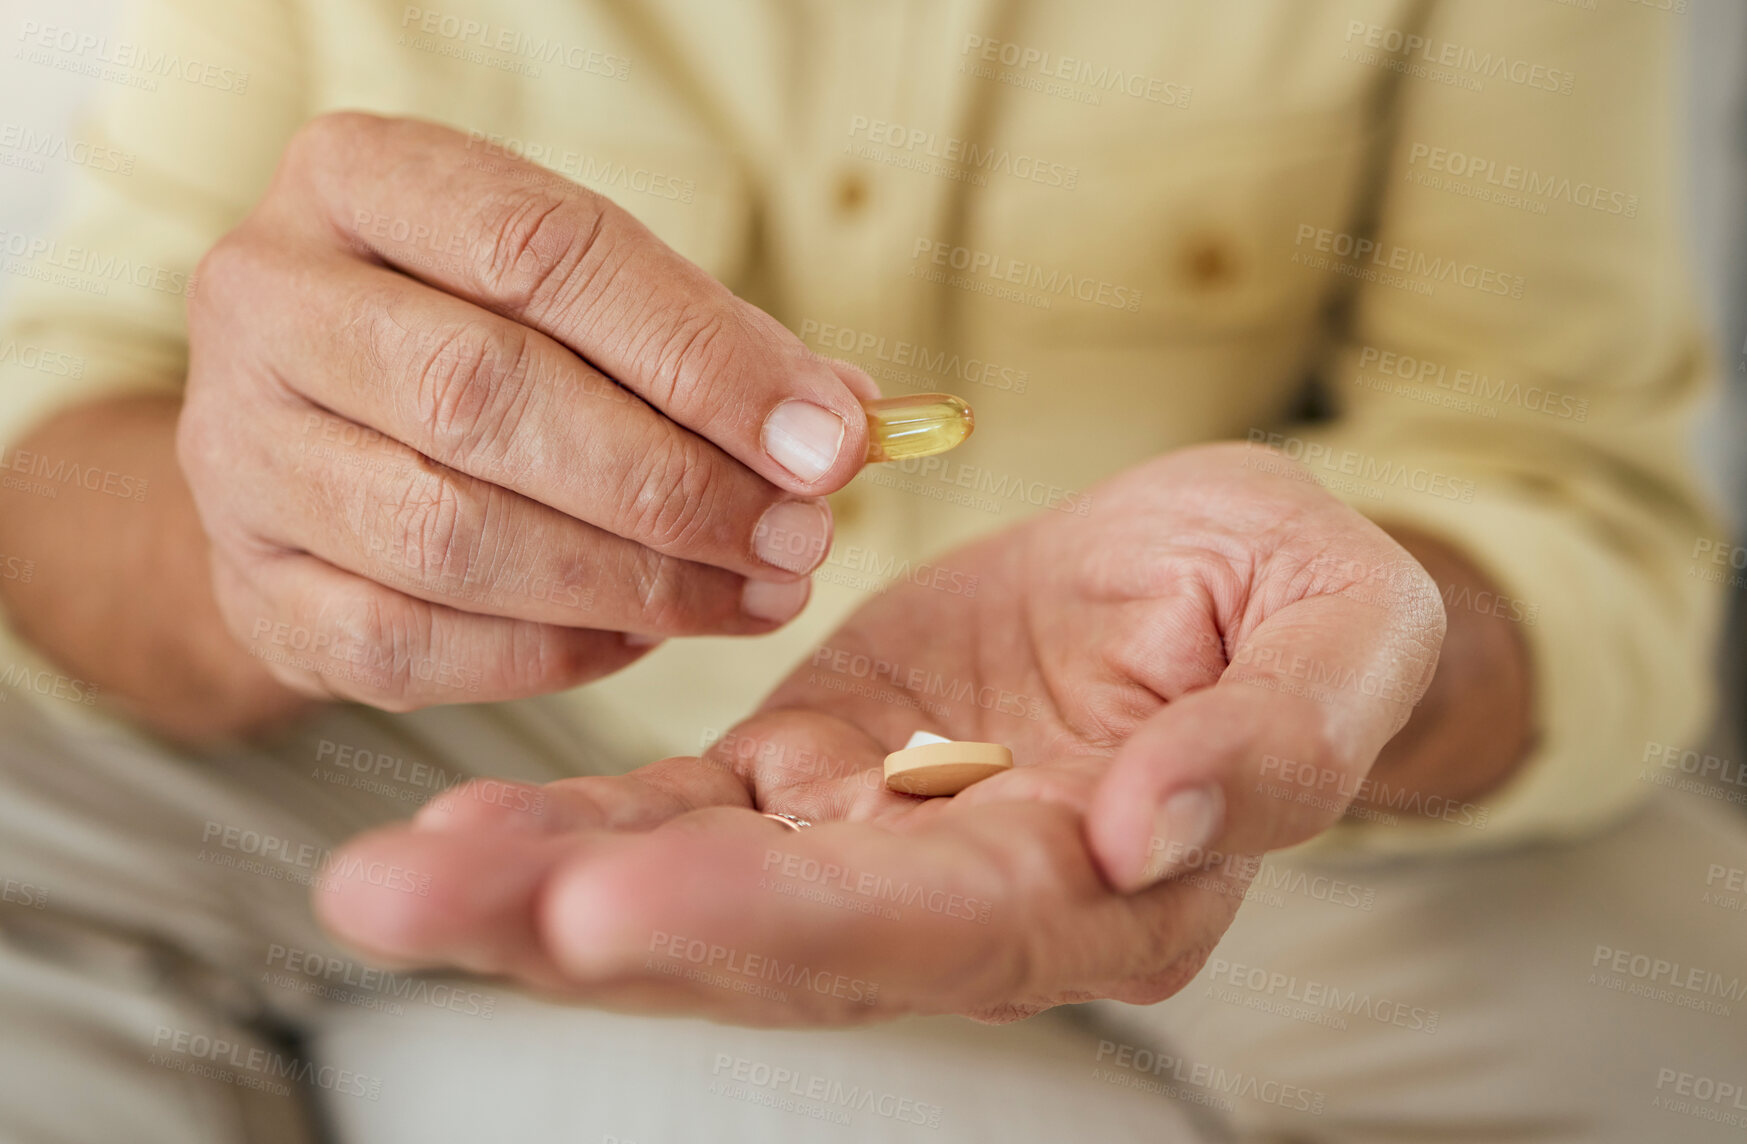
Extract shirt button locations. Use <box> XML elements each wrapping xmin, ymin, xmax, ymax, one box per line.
<box><xmin>1179</xmin><ymin>232</ymin><xmax>1239</xmax><ymax>290</ymax></box>
<box><xmin>833</xmin><ymin>170</ymin><xmax>871</xmax><ymax>215</ymax></box>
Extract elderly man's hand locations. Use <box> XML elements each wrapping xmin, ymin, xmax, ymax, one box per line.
<box><xmin>177</xmin><ymin>112</ymin><xmax>876</xmax><ymax>711</ymax></box>
<box><xmin>313</xmin><ymin>443</ymin><xmax>1446</xmax><ymax>1024</ymax></box>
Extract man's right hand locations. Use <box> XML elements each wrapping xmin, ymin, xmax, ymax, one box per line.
<box><xmin>177</xmin><ymin>112</ymin><xmax>874</xmax><ymax>711</ymax></box>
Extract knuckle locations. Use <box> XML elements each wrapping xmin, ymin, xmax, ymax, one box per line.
<box><xmin>475</xmin><ymin>186</ymin><xmax>606</xmax><ymax>312</ymax></box>
<box><xmin>189</xmin><ymin>235</ymin><xmax>264</xmax><ymax>327</ymax></box>
<box><xmin>378</xmin><ymin>465</ymin><xmax>481</xmax><ymax>592</ymax></box>
<box><xmin>174</xmin><ymin>402</ymin><xmax>267</xmax><ymax>532</ymax></box>
<box><xmin>284</xmin><ymin>111</ymin><xmax>381</xmax><ymax>174</ymax></box>
<box><xmin>625</xmin><ymin>549</ymin><xmax>697</xmax><ymax>632</ymax></box>
<box><xmin>504</xmin><ymin>625</ymin><xmax>603</xmax><ymax>693</ymax></box>
<box><xmin>640</xmin><ymin>304</ymin><xmax>739</xmax><ymax>414</ymax></box>
<box><xmin>401</xmin><ymin>320</ymin><xmax>539</xmax><ymax>475</ymax></box>
<box><xmin>237</xmin><ymin>567</ymin><xmax>435</xmax><ymax>711</ymax></box>
<box><xmin>332</xmin><ymin>585</ymin><xmax>427</xmax><ymax>711</ymax></box>
<box><xmin>173</xmin><ymin>399</ymin><xmax>219</xmax><ymax>490</ymax></box>
<box><xmin>621</xmin><ymin>434</ymin><xmax>720</xmax><ymax>552</ymax></box>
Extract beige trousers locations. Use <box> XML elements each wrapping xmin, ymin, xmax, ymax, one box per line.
<box><xmin>0</xmin><ymin>693</ymin><xmax>1742</xmax><ymax>1143</ymax></box>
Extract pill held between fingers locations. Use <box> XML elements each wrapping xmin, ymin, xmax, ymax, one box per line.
<box><xmin>883</xmin><ymin>735</ymin><xmax>1013</xmax><ymax>796</ymax></box>
<box><xmin>863</xmin><ymin>394</ymin><xmax>974</xmax><ymax>464</ymax></box>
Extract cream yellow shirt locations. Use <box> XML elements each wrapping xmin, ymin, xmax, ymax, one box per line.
<box><xmin>0</xmin><ymin>0</ymin><xmax>1722</xmax><ymax>854</ymax></box>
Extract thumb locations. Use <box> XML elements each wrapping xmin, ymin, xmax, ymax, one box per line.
<box><xmin>1086</xmin><ymin>589</ymin><xmax>1444</xmax><ymax>893</ymax></box>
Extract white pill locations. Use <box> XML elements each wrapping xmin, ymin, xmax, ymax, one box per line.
<box><xmin>883</xmin><ymin>734</ymin><xmax>1013</xmax><ymax>797</ymax></box>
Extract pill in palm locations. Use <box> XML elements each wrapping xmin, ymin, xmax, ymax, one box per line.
<box><xmin>883</xmin><ymin>730</ymin><xmax>1013</xmax><ymax>796</ymax></box>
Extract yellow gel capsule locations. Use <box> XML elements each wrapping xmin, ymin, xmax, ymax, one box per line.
<box><xmin>862</xmin><ymin>394</ymin><xmax>974</xmax><ymax>463</ymax></box>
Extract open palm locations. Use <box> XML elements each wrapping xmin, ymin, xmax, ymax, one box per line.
<box><xmin>316</xmin><ymin>443</ymin><xmax>1445</xmax><ymax>1025</ymax></box>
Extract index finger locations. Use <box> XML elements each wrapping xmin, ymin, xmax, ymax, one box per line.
<box><xmin>267</xmin><ymin>112</ymin><xmax>869</xmax><ymax>493</ymax></box>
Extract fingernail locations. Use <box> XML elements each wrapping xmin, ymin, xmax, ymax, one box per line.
<box><xmin>623</xmin><ymin>632</ymin><xmax>664</xmax><ymax>648</ymax></box>
<box><xmin>753</xmin><ymin>500</ymin><xmax>831</xmax><ymax>573</ymax></box>
<box><xmin>1137</xmin><ymin>784</ymin><xmax>1224</xmax><ymax>888</ymax></box>
<box><xmin>741</xmin><ymin>577</ymin><xmax>810</xmax><ymax>623</ymax></box>
<box><xmin>763</xmin><ymin>401</ymin><xmax>845</xmax><ymax>483</ymax></box>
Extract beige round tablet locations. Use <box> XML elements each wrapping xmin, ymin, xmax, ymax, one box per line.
<box><xmin>883</xmin><ymin>735</ymin><xmax>1013</xmax><ymax>796</ymax></box>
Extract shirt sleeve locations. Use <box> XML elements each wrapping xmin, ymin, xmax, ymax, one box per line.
<box><xmin>0</xmin><ymin>0</ymin><xmax>306</xmax><ymax>716</ymax></box>
<box><xmin>0</xmin><ymin>0</ymin><xmax>307</xmax><ymax>449</ymax></box>
<box><xmin>1287</xmin><ymin>0</ymin><xmax>1724</xmax><ymax>855</ymax></box>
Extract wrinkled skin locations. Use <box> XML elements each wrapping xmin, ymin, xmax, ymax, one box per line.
<box><xmin>178</xmin><ymin>112</ymin><xmax>878</xmax><ymax>712</ymax></box>
<box><xmin>316</xmin><ymin>443</ymin><xmax>1446</xmax><ymax>1026</ymax></box>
